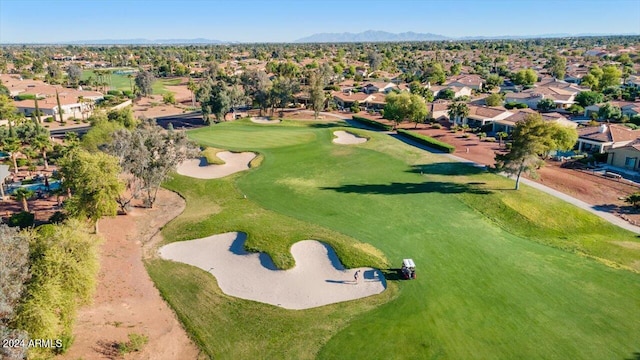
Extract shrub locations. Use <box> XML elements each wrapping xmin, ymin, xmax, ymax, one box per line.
<box><xmin>8</xmin><ymin>211</ymin><xmax>34</xmax><ymax>228</ymax></box>
<box><xmin>107</xmin><ymin>90</ymin><xmax>123</xmax><ymax>96</ymax></box>
<box><xmin>118</xmin><ymin>333</ymin><xmax>149</xmax><ymax>355</ymax></box>
<box><xmin>122</xmin><ymin>90</ymin><xmax>134</xmax><ymax>98</ymax></box>
<box><xmin>44</xmin><ymin>117</ymin><xmax>54</xmax><ymax>123</ymax></box>
<box><xmin>396</xmin><ymin>129</ymin><xmax>455</xmax><ymax>153</ymax></box>
<box><xmin>462</xmin><ymin>134</ymin><xmax>471</xmax><ymax>138</ymax></box>
<box><xmin>431</xmin><ymin>123</ymin><xmax>442</xmax><ymax>129</ymax></box>
<box><xmin>351</xmin><ymin>116</ymin><xmax>392</xmax><ymax>130</ymax></box>
<box><xmin>484</xmin><ymin>137</ymin><xmax>497</xmax><ymax>142</ymax></box>
<box><xmin>48</xmin><ymin>211</ymin><xmax>67</xmax><ymax>224</ymax></box>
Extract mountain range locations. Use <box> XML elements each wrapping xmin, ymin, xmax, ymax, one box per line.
<box><xmin>293</xmin><ymin>30</ymin><xmax>639</xmax><ymax>43</ymax></box>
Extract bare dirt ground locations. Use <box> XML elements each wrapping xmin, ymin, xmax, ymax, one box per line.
<box><xmin>132</xmin><ymin>95</ymin><xmax>188</xmax><ymax>120</ymax></box>
<box><xmin>59</xmin><ymin>189</ymin><xmax>201</xmax><ymax>360</ymax></box>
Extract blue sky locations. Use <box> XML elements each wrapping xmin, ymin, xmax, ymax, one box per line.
<box><xmin>1</xmin><ymin>0</ymin><xmax>639</xmax><ymax>43</ymax></box>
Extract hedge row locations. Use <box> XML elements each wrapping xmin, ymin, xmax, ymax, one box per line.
<box><xmin>351</xmin><ymin>116</ymin><xmax>392</xmax><ymax>131</ymax></box>
<box><xmin>396</xmin><ymin>129</ymin><xmax>456</xmax><ymax>153</ymax></box>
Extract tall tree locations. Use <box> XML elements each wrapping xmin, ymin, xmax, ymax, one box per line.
<box><xmin>447</xmin><ymin>102</ymin><xmax>470</xmax><ymax>125</ymax></box>
<box><xmin>58</xmin><ymin>148</ymin><xmax>123</xmax><ymax>223</ymax></box>
<box><xmin>0</xmin><ymin>137</ymin><xmax>21</xmax><ymax>174</ymax></box>
<box><xmin>55</xmin><ymin>89</ymin><xmax>64</xmax><ymax>123</ymax></box>
<box><xmin>241</xmin><ymin>70</ymin><xmax>272</xmax><ymax>115</ymax></box>
<box><xmin>546</xmin><ymin>55</ymin><xmax>567</xmax><ymax>80</ymax></box>
<box><xmin>187</xmin><ymin>78</ymin><xmax>197</xmax><ymax>107</ymax></box>
<box><xmin>383</xmin><ymin>92</ymin><xmax>428</xmax><ymax>129</ymax></box>
<box><xmin>12</xmin><ymin>188</ymin><xmax>34</xmax><ymax>212</ymax></box>
<box><xmin>106</xmin><ymin>120</ymin><xmax>198</xmax><ymax>209</ymax></box>
<box><xmin>368</xmin><ymin>51</ymin><xmax>383</xmax><ymax>72</ymax></box>
<box><xmin>513</xmin><ymin>69</ymin><xmax>538</xmax><ymax>86</ymax></box>
<box><xmin>135</xmin><ymin>71</ymin><xmax>155</xmax><ymax>97</ymax></box>
<box><xmin>600</xmin><ymin>65</ymin><xmax>622</xmax><ymax>88</ymax></box>
<box><xmin>308</xmin><ymin>71</ymin><xmax>325</xmax><ymax>119</ymax></box>
<box><xmin>31</xmin><ymin>133</ymin><xmax>53</xmax><ymax>170</ymax></box>
<box><xmin>495</xmin><ymin>113</ymin><xmax>577</xmax><ymax>190</ymax></box>
<box><xmin>67</xmin><ymin>64</ymin><xmax>82</xmax><ymax>87</ymax></box>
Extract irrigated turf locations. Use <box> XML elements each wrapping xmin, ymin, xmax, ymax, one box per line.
<box><xmin>81</xmin><ymin>69</ymin><xmax>180</xmax><ymax>94</ymax></box>
<box><xmin>149</xmin><ymin>121</ymin><xmax>640</xmax><ymax>360</ymax></box>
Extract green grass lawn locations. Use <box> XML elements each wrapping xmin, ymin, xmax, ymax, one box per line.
<box><xmin>81</xmin><ymin>69</ymin><xmax>180</xmax><ymax>95</ymax></box>
<box><xmin>149</xmin><ymin>121</ymin><xmax>640</xmax><ymax>359</ymax></box>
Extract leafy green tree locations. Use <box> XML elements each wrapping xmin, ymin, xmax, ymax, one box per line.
<box><xmin>241</xmin><ymin>70</ymin><xmax>272</xmax><ymax>116</ymax></box>
<box><xmin>575</xmin><ymin>91</ymin><xmax>604</xmax><ymax>107</ymax></box>
<box><xmin>309</xmin><ymin>71</ymin><xmax>325</xmax><ymax>119</ymax></box>
<box><xmin>437</xmin><ymin>88</ymin><xmax>455</xmax><ymax>100</ymax></box>
<box><xmin>546</xmin><ymin>55</ymin><xmax>567</xmax><ymax>80</ymax></box>
<box><xmin>485</xmin><ymin>74</ymin><xmax>504</xmax><ymax>90</ymax></box>
<box><xmin>485</xmin><ymin>93</ymin><xmax>503</xmax><ymax>107</ymax></box>
<box><xmin>600</xmin><ymin>65</ymin><xmax>622</xmax><ymax>88</ymax></box>
<box><xmin>422</xmin><ymin>61</ymin><xmax>446</xmax><ymax>85</ymax></box>
<box><xmin>58</xmin><ymin>148</ymin><xmax>123</xmax><ymax>223</ymax></box>
<box><xmin>598</xmin><ymin>103</ymin><xmax>622</xmax><ymax>120</ymax></box>
<box><xmin>513</xmin><ymin>69</ymin><xmax>538</xmax><ymax>86</ymax></box>
<box><xmin>135</xmin><ymin>71</ymin><xmax>155</xmax><ymax>97</ymax></box>
<box><xmin>383</xmin><ymin>92</ymin><xmax>427</xmax><ymax>129</ymax></box>
<box><xmin>496</xmin><ymin>131</ymin><xmax>509</xmax><ymax>146</ymax></box>
<box><xmin>580</xmin><ymin>73</ymin><xmax>599</xmax><ymax>90</ymax></box>
<box><xmin>14</xmin><ymin>219</ymin><xmax>100</xmax><ymax>359</ymax></box>
<box><xmin>187</xmin><ymin>78</ymin><xmax>197</xmax><ymax>107</ymax></box>
<box><xmin>567</xmin><ymin>104</ymin><xmax>584</xmax><ymax>115</ymax></box>
<box><xmin>495</xmin><ymin>113</ymin><xmax>577</xmax><ymax>190</ymax></box>
<box><xmin>537</xmin><ymin>98</ymin><xmax>556</xmax><ymax>112</ymax></box>
<box><xmin>162</xmin><ymin>92</ymin><xmax>176</xmax><ymax>105</ymax></box>
<box><xmin>449</xmin><ymin>63</ymin><xmax>462</xmax><ymax>76</ymax></box>
<box><xmin>350</xmin><ymin>100</ymin><xmax>361</xmax><ymax>113</ymax></box>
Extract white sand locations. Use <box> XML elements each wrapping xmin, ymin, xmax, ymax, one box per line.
<box><xmin>250</xmin><ymin>117</ymin><xmax>281</xmax><ymax>124</ymax></box>
<box><xmin>159</xmin><ymin>232</ymin><xmax>386</xmax><ymax>309</ymax></box>
<box><xmin>333</xmin><ymin>130</ymin><xmax>367</xmax><ymax>145</ymax></box>
<box><xmin>176</xmin><ymin>152</ymin><xmax>256</xmax><ymax>179</ymax></box>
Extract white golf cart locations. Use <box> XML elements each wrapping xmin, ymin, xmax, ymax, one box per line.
<box><xmin>401</xmin><ymin>258</ymin><xmax>416</xmax><ymax>280</ymax></box>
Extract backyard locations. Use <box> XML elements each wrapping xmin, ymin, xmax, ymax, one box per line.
<box><xmin>148</xmin><ymin>119</ymin><xmax>640</xmax><ymax>359</ymax></box>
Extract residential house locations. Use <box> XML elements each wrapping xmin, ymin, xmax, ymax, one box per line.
<box><xmin>362</xmin><ymin>82</ymin><xmax>397</xmax><ymax>94</ymax></box>
<box><xmin>504</xmin><ymin>79</ymin><xmax>584</xmax><ymax>110</ymax></box>
<box><xmin>576</xmin><ymin>124</ymin><xmax>640</xmax><ymax>153</ymax></box>
<box><xmin>444</xmin><ymin>74</ymin><xmax>483</xmax><ymax>91</ymax></box>
<box><xmin>622</xmin><ymin>103</ymin><xmax>640</xmax><ymax>118</ymax></box>
<box><xmin>492</xmin><ymin>109</ymin><xmax>577</xmax><ymax>133</ymax></box>
<box><xmin>427</xmin><ymin>101</ymin><xmax>451</xmax><ymax>120</ymax></box>
<box><xmin>626</xmin><ymin>75</ymin><xmax>640</xmax><ymax>89</ymax></box>
<box><xmin>331</xmin><ymin>91</ymin><xmax>386</xmax><ymax>111</ymax></box>
<box><xmin>606</xmin><ymin>139</ymin><xmax>640</xmax><ymax>174</ymax></box>
<box><xmin>452</xmin><ymin>105</ymin><xmax>513</xmax><ymax>127</ymax></box>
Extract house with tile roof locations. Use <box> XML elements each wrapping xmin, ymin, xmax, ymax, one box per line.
<box><xmin>606</xmin><ymin>139</ymin><xmax>640</xmax><ymax>173</ymax></box>
<box><xmin>492</xmin><ymin>109</ymin><xmax>577</xmax><ymax>133</ymax></box>
<box><xmin>444</xmin><ymin>74</ymin><xmax>483</xmax><ymax>90</ymax></box>
<box><xmin>576</xmin><ymin>124</ymin><xmax>640</xmax><ymax>154</ymax></box>
<box><xmin>453</xmin><ymin>105</ymin><xmax>513</xmax><ymax>127</ymax></box>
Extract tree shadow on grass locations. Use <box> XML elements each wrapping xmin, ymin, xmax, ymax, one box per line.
<box><xmin>407</xmin><ymin>162</ymin><xmax>488</xmax><ymax>176</ymax></box>
<box><xmin>625</xmin><ymin>351</ymin><xmax>640</xmax><ymax>360</ymax></box>
<box><xmin>307</xmin><ymin>121</ymin><xmax>345</xmax><ymax>128</ymax></box>
<box><xmin>381</xmin><ymin>268</ymin><xmax>404</xmax><ymax>281</ymax></box>
<box><xmin>321</xmin><ymin>181</ymin><xmax>491</xmax><ymax>195</ymax></box>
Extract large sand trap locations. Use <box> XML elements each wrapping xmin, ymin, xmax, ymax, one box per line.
<box><xmin>251</xmin><ymin>117</ymin><xmax>281</xmax><ymax>124</ymax></box>
<box><xmin>177</xmin><ymin>151</ymin><xmax>256</xmax><ymax>179</ymax></box>
<box><xmin>159</xmin><ymin>232</ymin><xmax>386</xmax><ymax>309</ymax></box>
<box><xmin>333</xmin><ymin>130</ymin><xmax>367</xmax><ymax>145</ymax></box>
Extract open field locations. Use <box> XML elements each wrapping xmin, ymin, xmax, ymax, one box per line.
<box><xmin>81</xmin><ymin>69</ymin><xmax>181</xmax><ymax>94</ymax></box>
<box><xmin>149</xmin><ymin>120</ymin><xmax>640</xmax><ymax>359</ymax></box>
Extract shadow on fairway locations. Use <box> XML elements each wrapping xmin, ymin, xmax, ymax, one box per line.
<box><xmin>625</xmin><ymin>351</ymin><xmax>640</xmax><ymax>360</ymax></box>
<box><xmin>321</xmin><ymin>181</ymin><xmax>491</xmax><ymax>195</ymax></box>
<box><xmin>380</xmin><ymin>268</ymin><xmax>404</xmax><ymax>281</ymax></box>
<box><xmin>307</xmin><ymin>121</ymin><xmax>345</xmax><ymax>128</ymax></box>
<box><xmin>407</xmin><ymin>162</ymin><xmax>488</xmax><ymax>176</ymax></box>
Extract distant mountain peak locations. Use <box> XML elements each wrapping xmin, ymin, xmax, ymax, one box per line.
<box><xmin>294</xmin><ymin>30</ymin><xmax>449</xmax><ymax>43</ymax></box>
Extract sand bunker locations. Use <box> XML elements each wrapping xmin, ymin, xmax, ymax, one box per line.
<box><xmin>333</xmin><ymin>130</ymin><xmax>367</xmax><ymax>145</ymax></box>
<box><xmin>159</xmin><ymin>232</ymin><xmax>386</xmax><ymax>309</ymax></box>
<box><xmin>251</xmin><ymin>117</ymin><xmax>281</xmax><ymax>124</ymax></box>
<box><xmin>177</xmin><ymin>151</ymin><xmax>256</xmax><ymax>179</ymax></box>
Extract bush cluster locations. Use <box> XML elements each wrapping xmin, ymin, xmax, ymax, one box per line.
<box><xmin>396</xmin><ymin>129</ymin><xmax>455</xmax><ymax>153</ymax></box>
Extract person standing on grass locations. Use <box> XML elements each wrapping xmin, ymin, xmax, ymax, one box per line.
<box><xmin>354</xmin><ymin>270</ymin><xmax>361</xmax><ymax>283</ymax></box>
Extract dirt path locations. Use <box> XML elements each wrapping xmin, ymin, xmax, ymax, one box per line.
<box><xmin>59</xmin><ymin>189</ymin><xmax>201</xmax><ymax>360</ymax></box>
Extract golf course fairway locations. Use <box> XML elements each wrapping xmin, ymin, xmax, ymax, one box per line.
<box><xmin>149</xmin><ymin>120</ymin><xmax>640</xmax><ymax>359</ymax></box>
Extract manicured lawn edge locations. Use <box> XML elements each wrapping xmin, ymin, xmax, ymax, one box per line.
<box><xmin>397</xmin><ymin>129</ymin><xmax>456</xmax><ymax>153</ymax></box>
<box><xmin>351</xmin><ymin>116</ymin><xmax>392</xmax><ymax>131</ymax></box>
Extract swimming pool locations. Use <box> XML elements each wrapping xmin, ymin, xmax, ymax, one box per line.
<box><xmin>6</xmin><ymin>180</ymin><xmax>62</xmax><ymax>195</ymax></box>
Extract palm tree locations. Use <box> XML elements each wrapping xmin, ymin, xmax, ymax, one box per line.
<box><xmin>187</xmin><ymin>78</ymin><xmax>197</xmax><ymax>107</ymax></box>
<box><xmin>496</xmin><ymin>131</ymin><xmax>509</xmax><ymax>147</ymax></box>
<box><xmin>447</xmin><ymin>102</ymin><xmax>470</xmax><ymax>126</ymax></box>
<box><xmin>1</xmin><ymin>137</ymin><xmax>21</xmax><ymax>174</ymax></box>
<box><xmin>13</xmin><ymin>187</ymin><xmax>34</xmax><ymax>212</ymax></box>
<box><xmin>32</xmin><ymin>134</ymin><xmax>53</xmax><ymax>170</ymax></box>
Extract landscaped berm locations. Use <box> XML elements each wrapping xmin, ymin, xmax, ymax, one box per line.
<box><xmin>147</xmin><ymin>119</ymin><xmax>640</xmax><ymax>360</ymax></box>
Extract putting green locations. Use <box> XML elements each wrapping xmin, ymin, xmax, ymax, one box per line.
<box><xmin>153</xmin><ymin>121</ymin><xmax>640</xmax><ymax>359</ymax></box>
